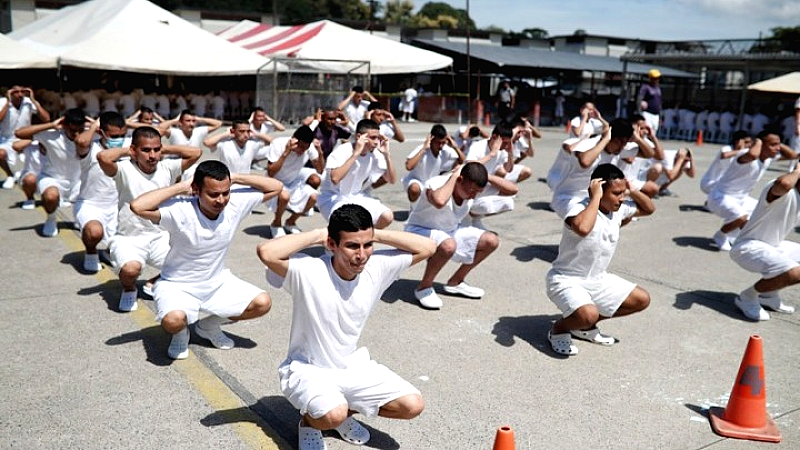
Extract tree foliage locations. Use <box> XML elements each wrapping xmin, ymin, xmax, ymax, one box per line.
<box><xmin>749</xmin><ymin>26</ymin><xmax>800</xmax><ymax>53</ymax></box>
<box><xmin>416</xmin><ymin>2</ymin><xmax>475</xmax><ymax>29</ymax></box>
<box><xmin>383</xmin><ymin>0</ymin><xmax>415</xmax><ymax>25</ymax></box>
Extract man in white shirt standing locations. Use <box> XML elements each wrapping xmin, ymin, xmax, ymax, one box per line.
<box><xmin>131</xmin><ymin>160</ymin><xmax>281</xmax><ymax>360</ymax></box>
<box><xmin>0</xmin><ymin>85</ymin><xmax>51</xmax><ymax>188</ymax></box>
<box><xmin>266</xmin><ymin>126</ymin><xmax>324</xmax><ymax>235</ymax></box>
<box><xmin>730</xmin><ymin>164</ymin><xmax>800</xmax><ymax>321</ymax></box>
<box><xmin>257</xmin><ymin>204</ymin><xmax>435</xmax><ymax>450</ymax></box>
<box><xmin>318</xmin><ymin>119</ymin><xmax>396</xmax><ymax>229</ymax></box>
<box><xmin>546</xmin><ymin>164</ymin><xmax>654</xmax><ymax>356</ymax></box>
<box><xmin>97</xmin><ymin>126</ymin><xmax>201</xmax><ymax>313</ymax></box>
<box><xmin>14</xmin><ymin>108</ymin><xmax>84</xmax><ymax>237</ymax></box>
<box><xmin>400</xmin><ymin>84</ymin><xmax>418</xmax><ymax>122</ymax></box>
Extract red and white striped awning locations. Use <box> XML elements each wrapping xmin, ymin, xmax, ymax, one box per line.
<box><xmin>218</xmin><ymin>20</ymin><xmax>452</xmax><ymax>75</ymax></box>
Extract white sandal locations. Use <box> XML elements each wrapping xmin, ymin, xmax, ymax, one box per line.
<box><xmin>548</xmin><ymin>331</ymin><xmax>578</xmax><ymax>355</ymax></box>
<box><xmin>298</xmin><ymin>421</ymin><xmax>327</xmax><ymax>450</ymax></box>
<box><xmin>570</xmin><ymin>327</ymin><xmax>616</xmax><ymax>346</ymax></box>
<box><xmin>335</xmin><ymin>417</ymin><xmax>370</xmax><ymax>445</ymax></box>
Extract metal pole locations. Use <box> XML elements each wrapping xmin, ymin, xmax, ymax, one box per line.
<box><xmin>466</xmin><ymin>0</ymin><xmax>471</xmax><ymax>123</ymax></box>
<box><xmin>737</xmin><ymin>59</ymin><xmax>750</xmax><ymax>129</ymax></box>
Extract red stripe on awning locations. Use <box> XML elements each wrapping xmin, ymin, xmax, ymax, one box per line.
<box><xmin>229</xmin><ymin>24</ymin><xmax>273</xmax><ymax>43</ymax></box>
<box><xmin>243</xmin><ymin>24</ymin><xmax>308</xmax><ymax>50</ymax></box>
<box><xmin>257</xmin><ymin>23</ymin><xmax>325</xmax><ymax>55</ymax></box>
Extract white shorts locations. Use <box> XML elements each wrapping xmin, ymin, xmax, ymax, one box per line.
<box><xmin>109</xmin><ymin>232</ymin><xmax>170</xmax><ymax>273</ymax></box>
<box><xmin>706</xmin><ymin>193</ymin><xmax>757</xmax><ymax>224</ymax></box>
<box><xmin>470</xmin><ymin>185</ymin><xmax>514</xmax><ymax>216</ymax></box>
<box><xmin>0</xmin><ymin>139</ymin><xmax>18</xmax><ymax>165</ymax></box>
<box><xmin>73</xmin><ymin>200</ymin><xmax>118</xmax><ymax>239</ymax></box>
<box><xmin>551</xmin><ymin>193</ymin><xmax>586</xmax><ymax>219</ymax></box>
<box><xmin>402</xmin><ymin>177</ymin><xmax>425</xmax><ymax>193</ymax></box>
<box><xmin>279</xmin><ymin>347</ymin><xmax>419</xmax><ymax>420</ymax></box>
<box><xmin>20</xmin><ymin>145</ymin><xmax>43</xmax><ymax>180</ymax></box>
<box><xmin>284</xmin><ymin>178</ymin><xmax>318</xmax><ymax>214</ymax></box>
<box><xmin>318</xmin><ymin>193</ymin><xmax>390</xmax><ymax>225</ymax></box>
<box><xmin>642</xmin><ymin>111</ymin><xmax>660</xmax><ymax>133</ymax></box>
<box><xmin>504</xmin><ymin>164</ymin><xmax>527</xmax><ymax>182</ymax></box>
<box><xmin>546</xmin><ymin>269</ymin><xmax>636</xmax><ymax>318</ymax></box>
<box><xmin>730</xmin><ymin>239</ymin><xmax>800</xmax><ymax>279</ymax></box>
<box><xmin>154</xmin><ymin>269</ymin><xmax>262</xmax><ymax>323</ymax></box>
<box><xmin>37</xmin><ymin>175</ymin><xmax>79</xmax><ymax>202</ymax></box>
<box><xmin>405</xmin><ymin>224</ymin><xmax>484</xmax><ymax>264</ymax></box>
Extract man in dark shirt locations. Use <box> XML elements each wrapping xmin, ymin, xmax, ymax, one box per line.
<box><xmin>638</xmin><ymin>69</ymin><xmax>663</xmax><ymax>133</ymax></box>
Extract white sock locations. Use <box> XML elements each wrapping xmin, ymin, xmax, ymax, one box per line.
<box><xmin>741</xmin><ymin>286</ymin><xmax>758</xmax><ymax>301</ymax></box>
<box><xmin>198</xmin><ymin>315</ymin><xmax>228</xmax><ymax>330</ymax></box>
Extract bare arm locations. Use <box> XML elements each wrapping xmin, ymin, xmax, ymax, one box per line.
<box><xmin>329</xmin><ymin>140</ymin><xmax>364</xmax><ymax>185</ymax></box>
<box><xmin>779</xmin><ymin>143</ymin><xmax>798</xmax><ymax>160</ymax></box>
<box><xmin>257</xmin><ymin>228</ymin><xmax>328</xmax><ymax>278</ymax></box>
<box><xmin>736</xmin><ymin>139</ymin><xmax>761</xmax><ymax>164</ymax></box>
<box><xmin>202</xmin><ymin>130</ymin><xmax>232</xmax><ymax>150</ymax></box>
<box><xmin>405</xmin><ymin>138</ymin><xmax>429</xmax><ymax>171</ymax></box>
<box><xmin>576</xmin><ymin>131</ymin><xmax>611</xmax><ymax>169</ymax></box>
<box><xmin>628</xmin><ymin>183</ymin><xmax>656</xmax><ymax>217</ymax></box>
<box><xmin>15</xmin><ymin>118</ymin><xmax>60</xmax><ymax>140</ymax></box>
<box><xmin>337</xmin><ymin>92</ymin><xmax>355</xmax><ymax>111</ymax></box>
<box><xmin>74</xmin><ymin>117</ymin><xmax>98</xmax><ymax>156</ymax></box>
<box><xmin>266</xmin><ymin>139</ymin><xmax>292</xmax><ymax>178</ymax></box>
<box><xmin>487</xmin><ymin>174</ymin><xmax>518</xmax><ymax>196</ymax></box>
<box><xmin>97</xmin><ymin>147</ymin><xmax>131</xmax><ymax>177</ymax></box>
<box><xmin>130</xmin><ymin>179</ymin><xmax>191</xmax><ymax>224</ymax></box>
<box><xmin>376</xmin><ymin>138</ymin><xmax>396</xmax><ymax>184</ymax></box>
<box><xmin>373</xmin><ymin>228</ymin><xmax>436</xmax><ymax>266</ymax></box>
<box><xmin>565</xmin><ymin>178</ymin><xmax>603</xmax><ymax>237</ymax></box>
<box><xmin>427</xmin><ymin>167</ymin><xmax>460</xmax><ymax>208</ymax></box>
<box><xmin>767</xmin><ymin>163</ymin><xmax>800</xmax><ymax>202</ymax></box>
<box><xmin>265</xmin><ymin>113</ymin><xmax>285</xmax><ymax>132</ymax></box>
<box><xmin>387</xmin><ymin>113</ymin><xmax>405</xmax><ymax>142</ymax></box>
<box><xmin>231</xmin><ymin>172</ymin><xmax>283</xmax><ymax>203</ymax></box>
<box><xmin>161</xmin><ymin>145</ymin><xmax>202</xmax><ymax>172</ymax></box>
<box><xmin>198</xmin><ymin>117</ymin><xmax>223</xmax><ymax>133</ymax></box>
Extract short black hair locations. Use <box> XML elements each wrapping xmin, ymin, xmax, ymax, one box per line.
<box><xmin>64</xmin><ymin>108</ymin><xmax>86</xmax><ymax>126</ymax></box>
<box><xmin>351</xmin><ymin>86</ymin><xmax>364</xmax><ymax>93</ymax></box>
<box><xmin>732</xmin><ymin>130</ymin><xmax>750</xmax><ymax>145</ymax></box>
<box><xmin>460</xmin><ymin>161</ymin><xmax>489</xmax><ymax>188</ymax></box>
<box><xmin>355</xmin><ymin>119</ymin><xmax>379</xmax><ymax>135</ymax></box>
<box><xmin>179</xmin><ymin>109</ymin><xmax>194</xmax><ymax>120</ymax></box>
<box><xmin>367</xmin><ymin>101</ymin><xmax>383</xmax><ymax>111</ymax></box>
<box><xmin>139</xmin><ymin>106</ymin><xmax>153</xmax><ymax>114</ymax></box>
<box><xmin>232</xmin><ymin>118</ymin><xmax>250</xmax><ymax>128</ymax></box>
<box><xmin>629</xmin><ymin>113</ymin><xmax>645</xmax><ymax>123</ymax></box>
<box><xmin>491</xmin><ymin>121</ymin><xmax>514</xmax><ymax>139</ymax></box>
<box><xmin>757</xmin><ymin>127</ymin><xmax>780</xmax><ymax>141</ymax></box>
<box><xmin>610</xmin><ymin>118</ymin><xmax>633</xmax><ymax>140</ymax></box>
<box><xmin>99</xmin><ymin>111</ymin><xmax>125</xmax><ymax>130</ymax></box>
<box><xmin>293</xmin><ymin>125</ymin><xmax>314</xmax><ymax>144</ymax></box>
<box><xmin>193</xmin><ymin>160</ymin><xmax>230</xmax><ymax>190</ymax></box>
<box><xmin>468</xmin><ymin>126</ymin><xmax>481</xmax><ymax>138</ymax></box>
<box><xmin>430</xmin><ymin>124</ymin><xmax>447</xmax><ymax>139</ymax></box>
<box><xmin>328</xmin><ymin>204</ymin><xmax>373</xmax><ymax>244</ymax></box>
<box><xmin>131</xmin><ymin>126</ymin><xmax>161</xmax><ymax>146</ymax></box>
<box><xmin>590</xmin><ymin>163</ymin><xmax>626</xmax><ymax>190</ymax></box>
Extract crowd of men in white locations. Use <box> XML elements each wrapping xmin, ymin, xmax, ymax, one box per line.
<box><xmin>2</xmin><ymin>83</ymin><xmax>800</xmax><ymax>450</ymax></box>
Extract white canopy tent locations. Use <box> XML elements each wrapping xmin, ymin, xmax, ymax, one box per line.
<box><xmin>748</xmin><ymin>72</ymin><xmax>800</xmax><ymax>95</ymax></box>
<box><xmin>217</xmin><ymin>20</ymin><xmax>453</xmax><ymax>75</ymax></box>
<box><xmin>0</xmin><ymin>33</ymin><xmax>57</xmax><ymax>69</ymax></box>
<box><xmin>8</xmin><ymin>0</ymin><xmax>275</xmax><ymax>76</ymax></box>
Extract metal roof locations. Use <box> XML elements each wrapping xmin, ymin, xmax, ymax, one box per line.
<box><xmin>415</xmin><ymin>39</ymin><xmax>696</xmax><ymax>78</ymax></box>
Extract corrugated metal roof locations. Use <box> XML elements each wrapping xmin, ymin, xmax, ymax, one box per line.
<box><xmin>415</xmin><ymin>39</ymin><xmax>696</xmax><ymax>78</ymax></box>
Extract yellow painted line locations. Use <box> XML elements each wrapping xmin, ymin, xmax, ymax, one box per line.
<box><xmin>55</xmin><ymin>214</ymin><xmax>287</xmax><ymax>450</ymax></box>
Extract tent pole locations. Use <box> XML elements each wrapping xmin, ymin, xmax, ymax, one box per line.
<box><xmin>737</xmin><ymin>59</ymin><xmax>750</xmax><ymax>129</ymax></box>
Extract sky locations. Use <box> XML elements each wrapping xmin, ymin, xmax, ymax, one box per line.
<box><xmin>423</xmin><ymin>0</ymin><xmax>800</xmax><ymax>41</ymax></box>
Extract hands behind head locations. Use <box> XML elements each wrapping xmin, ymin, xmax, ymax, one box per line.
<box><xmin>588</xmin><ymin>177</ymin><xmax>606</xmax><ymax>198</ymax></box>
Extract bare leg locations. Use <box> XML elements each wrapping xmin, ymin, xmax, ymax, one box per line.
<box><xmin>754</xmin><ymin>267</ymin><xmax>800</xmax><ymax>293</ymax></box>
<box><xmin>447</xmin><ymin>231</ymin><xmax>499</xmax><ymax>286</ymax></box>
<box><xmin>229</xmin><ymin>292</ymin><xmax>272</xmax><ymax>321</ymax></box>
<box><xmin>417</xmin><ymin>239</ymin><xmax>456</xmax><ymax>290</ymax></box>
<box><xmin>378</xmin><ymin>393</ymin><xmax>424</xmax><ymax>420</ymax></box>
<box><xmin>81</xmin><ymin>220</ymin><xmax>105</xmax><ymax>254</ymax></box>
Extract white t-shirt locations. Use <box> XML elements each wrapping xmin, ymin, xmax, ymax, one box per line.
<box><xmin>710</xmin><ymin>155</ymin><xmax>773</xmax><ymax>198</ymax></box>
<box><xmin>551</xmin><ymin>198</ymin><xmax>637</xmax><ymax>279</ymax></box>
<box><xmin>78</xmin><ymin>142</ymin><xmax>118</xmax><ymax>206</ymax></box>
<box><xmin>700</xmin><ymin>146</ymin><xmax>742</xmax><ymax>193</ymax></box>
<box><xmin>0</xmin><ymin>97</ymin><xmax>37</xmax><ymax>140</ymax></box>
<box><xmin>378</xmin><ymin>122</ymin><xmax>396</xmax><ymax>141</ymax></box>
<box><xmin>168</xmin><ymin>126</ymin><xmax>209</xmax><ymax>148</ymax></box>
<box><xmin>114</xmin><ymin>159</ymin><xmax>183</xmax><ymax>236</ymax></box>
<box><xmin>266</xmin><ymin>136</ymin><xmax>319</xmax><ymax>184</ymax></box>
<box><xmin>570</xmin><ymin>116</ymin><xmax>604</xmax><ymax>138</ymax></box>
<box><xmin>214</xmin><ymin>138</ymin><xmax>267</xmax><ymax>175</ymax></box>
<box><xmin>343</xmin><ymin>100</ymin><xmax>370</xmax><ymax>130</ymax></box>
<box><xmin>406</xmin><ymin>174</ymin><xmax>473</xmax><ymax>231</ymax></box>
<box><xmin>466</xmin><ymin>139</ymin><xmax>508</xmax><ymax>175</ymax></box>
<box><xmin>119</xmin><ymin>94</ymin><xmax>137</xmax><ymax>117</ymax></box>
<box><xmin>158</xmin><ymin>189</ymin><xmax>264</xmax><ymax>283</ymax></box>
<box><xmin>250</xmin><ymin>121</ymin><xmax>275</xmax><ymax>135</ymax></box>
<box><xmin>35</xmin><ymin>129</ymin><xmax>81</xmax><ymax>184</ymax></box>
<box><xmin>546</xmin><ymin>136</ymin><xmax>603</xmax><ymax>196</ymax></box>
<box><xmin>321</xmin><ymin>142</ymin><xmax>382</xmax><ymax>197</ymax></box>
<box><xmin>404</xmin><ymin>143</ymin><xmax>459</xmax><ymax>184</ymax></box>
<box><xmin>190</xmin><ymin>95</ymin><xmax>207</xmax><ymax>117</ymax></box>
<box><xmin>279</xmin><ymin>250</ymin><xmax>411</xmax><ymax>369</ymax></box>
<box><xmin>735</xmin><ymin>180</ymin><xmax>800</xmax><ymax>247</ymax></box>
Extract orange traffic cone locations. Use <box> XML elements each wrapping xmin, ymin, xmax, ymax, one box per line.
<box><xmin>708</xmin><ymin>334</ymin><xmax>781</xmax><ymax>442</ymax></box>
<box><xmin>492</xmin><ymin>425</ymin><xmax>515</xmax><ymax>450</ymax></box>
<box><xmin>696</xmin><ymin>130</ymin><xmax>704</xmax><ymax>146</ymax></box>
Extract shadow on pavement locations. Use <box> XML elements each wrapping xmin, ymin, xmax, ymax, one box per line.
<box><xmin>381</xmin><ymin>278</ymin><xmax>422</xmax><ymax>307</ymax></box>
<box><xmin>678</xmin><ymin>204</ymin><xmax>710</xmax><ymax>213</ymax></box>
<box><xmin>526</xmin><ymin>201</ymin><xmax>553</xmax><ymax>212</ymax></box>
<box><xmin>393</xmin><ymin>209</ymin><xmax>409</xmax><ymax>222</ymax></box>
<box><xmin>491</xmin><ymin>314</ymin><xmax>568</xmax><ymax>359</ymax></box>
<box><xmin>202</xmin><ymin>396</ymin><xmax>400</xmax><ymax>450</ymax></box>
<box><xmin>673</xmin><ymin>236</ymin><xmax>719</xmax><ymax>252</ymax></box>
<box><xmin>510</xmin><ymin>244</ymin><xmax>558</xmax><ymax>263</ymax></box>
<box><xmin>673</xmin><ymin>290</ymin><xmax>744</xmax><ymax>320</ymax></box>
<box><xmin>684</xmin><ymin>403</ymin><xmax>710</xmax><ymax>418</ymax></box>
<box><xmin>105</xmin><ymin>325</ymin><xmax>174</xmax><ymax>366</ymax></box>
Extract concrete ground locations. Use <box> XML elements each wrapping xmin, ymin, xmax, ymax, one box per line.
<box><xmin>1</xmin><ymin>121</ymin><xmax>798</xmax><ymax>449</ymax></box>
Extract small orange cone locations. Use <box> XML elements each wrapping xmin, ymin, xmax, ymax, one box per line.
<box><xmin>709</xmin><ymin>334</ymin><xmax>781</xmax><ymax>442</ymax></box>
<box><xmin>696</xmin><ymin>130</ymin><xmax>704</xmax><ymax>146</ymax></box>
<box><xmin>492</xmin><ymin>425</ymin><xmax>515</xmax><ymax>450</ymax></box>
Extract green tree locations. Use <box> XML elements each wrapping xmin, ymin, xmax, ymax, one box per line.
<box><xmin>749</xmin><ymin>26</ymin><xmax>800</xmax><ymax>53</ymax></box>
<box><xmin>383</xmin><ymin>0</ymin><xmax>415</xmax><ymax>25</ymax></box>
<box><xmin>416</xmin><ymin>1</ymin><xmax>475</xmax><ymax>29</ymax></box>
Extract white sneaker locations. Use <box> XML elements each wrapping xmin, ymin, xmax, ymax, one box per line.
<box><xmin>168</xmin><ymin>328</ymin><xmax>190</xmax><ymax>360</ymax></box>
<box><xmin>83</xmin><ymin>253</ymin><xmax>101</xmax><ymax>273</ymax></box>
<box><xmin>334</xmin><ymin>417</ymin><xmax>370</xmax><ymax>445</ymax></box>
<box><xmin>735</xmin><ymin>295</ymin><xmax>769</xmax><ymax>321</ymax></box>
<box><xmin>758</xmin><ymin>293</ymin><xmax>795</xmax><ymax>314</ymax></box>
<box><xmin>414</xmin><ymin>287</ymin><xmax>443</xmax><ymax>309</ymax></box>
<box><xmin>285</xmin><ymin>224</ymin><xmax>302</xmax><ymax>234</ymax></box>
<box><xmin>21</xmin><ymin>199</ymin><xmax>35</xmax><ymax>210</ymax></box>
<box><xmin>2</xmin><ymin>176</ymin><xmax>15</xmax><ymax>189</ymax></box>
<box><xmin>442</xmin><ymin>282</ymin><xmax>484</xmax><ymax>298</ymax></box>
<box><xmin>195</xmin><ymin>316</ymin><xmax>234</xmax><ymax>350</ymax></box>
<box><xmin>118</xmin><ymin>290</ymin><xmax>138</xmax><ymax>312</ymax></box>
<box><xmin>42</xmin><ymin>217</ymin><xmax>58</xmax><ymax>237</ymax></box>
<box><xmin>270</xmin><ymin>225</ymin><xmax>286</xmax><ymax>238</ymax></box>
<box><xmin>712</xmin><ymin>231</ymin><xmax>731</xmax><ymax>251</ymax></box>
